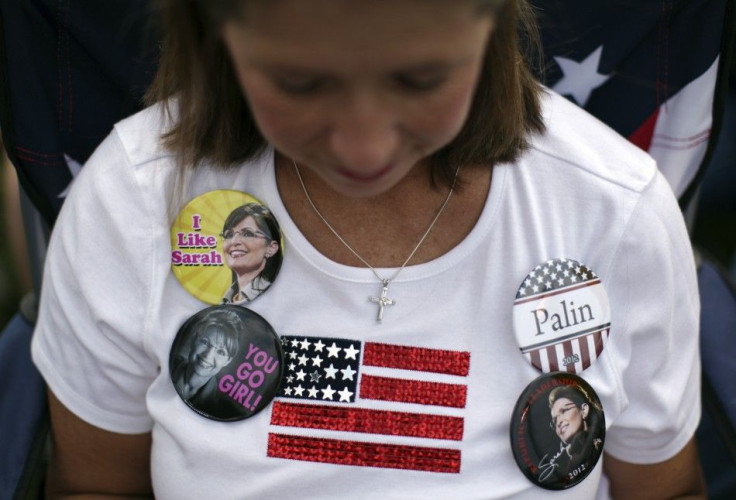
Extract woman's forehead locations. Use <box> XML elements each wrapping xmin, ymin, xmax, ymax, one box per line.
<box><xmin>551</xmin><ymin>397</ymin><xmax>575</xmax><ymax>410</ymax></box>
<box><xmin>233</xmin><ymin>215</ymin><xmax>257</xmax><ymax>229</ymax></box>
<box><xmin>200</xmin><ymin>325</ymin><xmax>228</xmax><ymax>342</ymax></box>
<box><xmin>224</xmin><ymin>0</ymin><xmax>494</xmax><ymax>67</ymax></box>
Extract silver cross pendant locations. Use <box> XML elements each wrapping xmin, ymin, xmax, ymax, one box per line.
<box><xmin>369</xmin><ymin>280</ymin><xmax>395</xmax><ymax>322</ymax></box>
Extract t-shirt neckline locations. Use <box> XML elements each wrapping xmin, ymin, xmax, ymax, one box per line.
<box><xmin>260</xmin><ymin>148</ymin><xmax>508</xmax><ymax>284</ymax></box>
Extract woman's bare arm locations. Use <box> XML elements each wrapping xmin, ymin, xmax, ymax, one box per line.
<box><xmin>46</xmin><ymin>390</ymin><xmax>153</xmax><ymax>499</ymax></box>
<box><xmin>604</xmin><ymin>437</ymin><xmax>706</xmax><ymax>499</ymax></box>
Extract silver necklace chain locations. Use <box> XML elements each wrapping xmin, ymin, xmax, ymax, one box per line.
<box><xmin>292</xmin><ymin>159</ymin><xmax>460</xmax><ymax>321</ymax></box>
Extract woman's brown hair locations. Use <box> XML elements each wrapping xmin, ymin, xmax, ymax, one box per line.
<box><xmin>146</xmin><ymin>0</ymin><xmax>545</xmax><ymax>188</ymax></box>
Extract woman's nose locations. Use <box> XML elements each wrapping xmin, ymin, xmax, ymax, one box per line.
<box><xmin>329</xmin><ymin>94</ymin><xmax>398</xmax><ymax>171</ymax></box>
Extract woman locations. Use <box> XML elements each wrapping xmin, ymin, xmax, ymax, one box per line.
<box><xmin>170</xmin><ymin>308</ymin><xmax>241</xmax><ymax>415</ymax></box>
<box><xmin>539</xmin><ymin>385</ymin><xmax>605</xmax><ymax>484</ymax></box>
<box><xmin>32</xmin><ymin>0</ymin><xmax>705</xmax><ymax>498</ymax></box>
<box><xmin>220</xmin><ymin>203</ymin><xmax>282</xmax><ymax>304</ymax></box>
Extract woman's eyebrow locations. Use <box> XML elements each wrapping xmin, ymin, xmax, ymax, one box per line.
<box><xmin>249</xmin><ymin>55</ymin><xmax>477</xmax><ymax>75</ymax></box>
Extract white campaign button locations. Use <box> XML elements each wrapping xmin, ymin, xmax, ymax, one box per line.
<box><xmin>513</xmin><ymin>258</ymin><xmax>611</xmax><ymax>373</ymax></box>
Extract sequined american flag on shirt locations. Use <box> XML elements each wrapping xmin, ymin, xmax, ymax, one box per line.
<box><xmin>268</xmin><ymin>336</ymin><xmax>470</xmax><ymax>473</ymax></box>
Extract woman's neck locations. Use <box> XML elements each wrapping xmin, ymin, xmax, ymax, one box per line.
<box><xmin>236</xmin><ymin>264</ymin><xmax>266</xmax><ymax>292</ymax></box>
<box><xmin>275</xmin><ymin>153</ymin><xmax>492</xmax><ymax>268</ymax></box>
<box><xmin>180</xmin><ymin>368</ymin><xmax>210</xmax><ymax>397</ymax></box>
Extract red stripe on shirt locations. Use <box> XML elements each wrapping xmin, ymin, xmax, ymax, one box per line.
<box><xmin>271</xmin><ymin>401</ymin><xmax>464</xmax><ymax>441</ymax></box>
<box><xmin>267</xmin><ymin>434</ymin><xmax>461</xmax><ymax>473</ymax></box>
<box><xmin>360</xmin><ymin>375</ymin><xmax>467</xmax><ymax>408</ymax></box>
<box><xmin>363</xmin><ymin>342</ymin><xmax>470</xmax><ymax>376</ymax></box>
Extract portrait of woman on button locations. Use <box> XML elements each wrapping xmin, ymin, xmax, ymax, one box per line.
<box><xmin>539</xmin><ymin>384</ymin><xmax>604</xmax><ymax>484</ymax></box>
<box><xmin>170</xmin><ymin>308</ymin><xmax>241</xmax><ymax>416</ymax></box>
<box><xmin>220</xmin><ymin>202</ymin><xmax>282</xmax><ymax>304</ymax></box>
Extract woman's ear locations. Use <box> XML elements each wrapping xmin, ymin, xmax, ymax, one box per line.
<box><xmin>580</xmin><ymin>403</ymin><xmax>589</xmax><ymax>419</ymax></box>
<box><xmin>265</xmin><ymin>240</ymin><xmax>279</xmax><ymax>258</ymax></box>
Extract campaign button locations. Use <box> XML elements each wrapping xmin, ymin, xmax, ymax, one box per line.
<box><xmin>513</xmin><ymin>258</ymin><xmax>611</xmax><ymax>373</ymax></box>
<box><xmin>170</xmin><ymin>190</ymin><xmax>284</xmax><ymax>305</ymax></box>
<box><xmin>510</xmin><ymin>372</ymin><xmax>605</xmax><ymax>490</ymax></box>
<box><xmin>169</xmin><ymin>305</ymin><xmax>284</xmax><ymax>421</ymax></box>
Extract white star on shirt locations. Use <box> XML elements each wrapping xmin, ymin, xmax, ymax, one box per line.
<box><xmin>341</xmin><ymin>365</ymin><xmax>357</xmax><ymax>381</ymax></box>
<box><xmin>321</xmin><ymin>385</ymin><xmax>336</xmax><ymax>400</ymax></box>
<box><xmin>311</xmin><ymin>355</ymin><xmax>323</xmax><ymax>367</ymax></box>
<box><xmin>295</xmin><ymin>369</ymin><xmax>306</xmax><ymax>381</ymax></box>
<box><xmin>308</xmin><ymin>386</ymin><xmax>319</xmax><ymax>398</ymax></box>
<box><xmin>324</xmin><ymin>364</ymin><xmax>339</xmax><ymax>379</ymax></box>
<box><xmin>327</xmin><ymin>342</ymin><xmax>342</xmax><ymax>358</ymax></box>
<box><xmin>343</xmin><ymin>344</ymin><xmax>359</xmax><ymax>360</ymax></box>
<box><xmin>338</xmin><ymin>387</ymin><xmax>354</xmax><ymax>402</ymax></box>
<box><xmin>553</xmin><ymin>46</ymin><xmax>613</xmax><ymax>106</ymax></box>
<box><xmin>299</xmin><ymin>338</ymin><xmax>311</xmax><ymax>350</ymax></box>
<box><xmin>298</xmin><ymin>354</ymin><xmax>309</xmax><ymax>366</ymax></box>
<box><xmin>294</xmin><ymin>385</ymin><xmax>305</xmax><ymax>396</ymax></box>
<box><xmin>313</xmin><ymin>340</ymin><xmax>325</xmax><ymax>352</ymax></box>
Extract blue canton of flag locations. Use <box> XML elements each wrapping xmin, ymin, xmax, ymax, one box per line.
<box><xmin>278</xmin><ymin>336</ymin><xmax>360</xmax><ymax>403</ymax></box>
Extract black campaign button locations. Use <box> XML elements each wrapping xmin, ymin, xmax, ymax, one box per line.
<box><xmin>169</xmin><ymin>305</ymin><xmax>283</xmax><ymax>421</ymax></box>
<box><xmin>510</xmin><ymin>372</ymin><xmax>605</xmax><ymax>490</ymax></box>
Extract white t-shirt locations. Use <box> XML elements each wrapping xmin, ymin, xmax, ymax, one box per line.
<box><xmin>32</xmin><ymin>91</ymin><xmax>700</xmax><ymax>499</ymax></box>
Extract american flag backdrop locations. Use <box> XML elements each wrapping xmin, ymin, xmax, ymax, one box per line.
<box><xmin>530</xmin><ymin>0</ymin><xmax>731</xmax><ymax>203</ymax></box>
<box><xmin>268</xmin><ymin>336</ymin><xmax>470</xmax><ymax>473</ymax></box>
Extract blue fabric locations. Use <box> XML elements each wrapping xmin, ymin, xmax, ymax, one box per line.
<box><xmin>0</xmin><ymin>0</ymin><xmax>158</xmax><ymax>226</ymax></box>
<box><xmin>698</xmin><ymin>399</ymin><xmax>736</xmax><ymax>498</ymax></box>
<box><xmin>0</xmin><ymin>312</ymin><xmax>47</xmax><ymax>499</ymax></box>
<box><xmin>529</xmin><ymin>0</ymin><xmax>726</xmax><ymax>143</ymax></box>
<box><xmin>697</xmin><ymin>258</ymin><xmax>736</xmax><ymax>497</ymax></box>
<box><xmin>699</xmin><ymin>259</ymin><xmax>736</xmax><ymax>426</ymax></box>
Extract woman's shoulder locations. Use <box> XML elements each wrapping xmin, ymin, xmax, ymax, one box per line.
<box><xmin>111</xmin><ymin>100</ymin><xmax>178</xmax><ymax>169</ymax></box>
<box><xmin>529</xmin><ymin>90</ymin><xmax>658</xmax><ymax>197</ymax></box>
